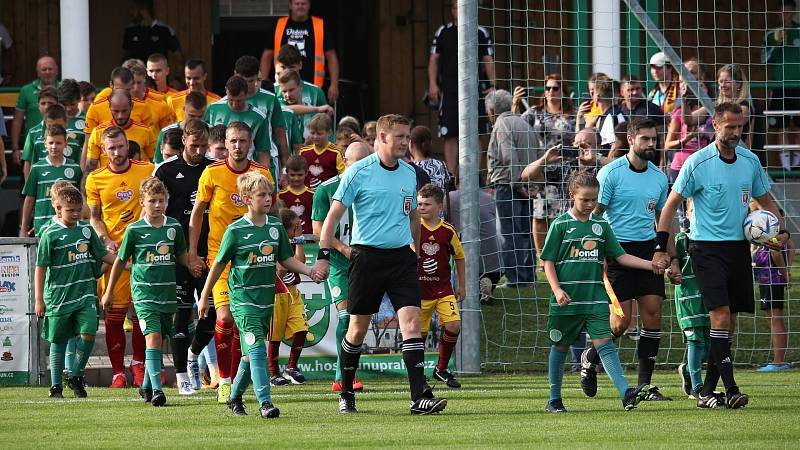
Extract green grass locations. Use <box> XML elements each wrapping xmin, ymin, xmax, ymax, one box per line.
<box><xmin>479</xmin><ymin>271</ymin><xmax>800</xmax><ymax>372</ymax></box>
<box><xmin>1</xmin><ymin>372</ymin><xmax>798</xmax><ymax>448</ymax></box>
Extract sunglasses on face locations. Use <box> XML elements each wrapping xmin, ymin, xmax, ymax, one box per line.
<box><xmin>545</xmin><ymin>86</ymin><xmax>560</xmax><ymax>92</ymax></box>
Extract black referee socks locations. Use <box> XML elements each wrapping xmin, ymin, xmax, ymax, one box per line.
<box><xmin>341</xmin><ymin>338</ymin><xmax>362</xmax><ymax>395</ymax></box>
<box><xmin>402</xmin><ymin>338</ymin><xmax>426</xmax><ymax>401</ymax></box>
<box><xmin>709</xmin><ymin>329</ymin><xmax>739</xmax><ymax>396</ymax></box>
<box><xmin>637</xmin><ymin>329</ymin><xmax>660</xmax><ymax>385</ymax></box>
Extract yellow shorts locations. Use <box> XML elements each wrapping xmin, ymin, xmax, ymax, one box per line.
<box><xmin>420</xmin><ymin>295</ymin><xmax>461</xmax><ymax>333</ymax></box>
<box><xmin>268</xmin><ymin>285</ymin><xmax>309</xmax><ymax>341</ymax></box>
<box><xmin>212</xmin><ymin>264</ymin><xmax>231</xmax><ymax>310</ymax></box>
<box><xmin>99</xmin><ymin>270</ymin><xmax>132</xmax><ymax>309</ymax></box>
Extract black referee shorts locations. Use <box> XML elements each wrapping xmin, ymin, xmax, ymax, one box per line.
<box><xmin>606</xmin><ymin>240</ymin><xmax>666</xmax><ymax>301</ymax></box>
<box><xmin>688</xmin><ymin>240</ymin><xmax>755</xmax><ymax>314</ymax></box>
<box><xmin>348</xmin><ymin>245</ymin><xmax>421</xmax><ymax>315</ymax></box>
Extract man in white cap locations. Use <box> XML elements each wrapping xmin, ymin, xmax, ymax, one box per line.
<box><xmin>647</xmin><ymin>52</ymin><xmax>680</xmax><ymax>114</ymax></box>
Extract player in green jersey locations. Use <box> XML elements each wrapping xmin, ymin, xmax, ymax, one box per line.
<box><xmin>541</xmin><ymin>170</ymin><xmax>667</xmax><ymax>413</ymax></box>
<box><xmin>198</xmin><ymin>171</ymin><xmax>318</xmax><ymax>419</ymax></box>
<box><xmin>20</xmin><ymin>125</ymin><xmax>82</xmax><ymax>237</ymax></box>
<box><xmin>311</xmin><ymin>141</ymin><xmax>371</xmax><ymax>393</ymax></box>
<box><xmin>671</xmin><ymin>227</ymin><xmax>715</xmax><ymax>404</ymax></box>
<box><xmin>35</xmin><ymin>185</ymin><xmax>116</xmax><ymax>399</ymax></box>
<box><xmin>102</xmin><ymin>177</ymin><xmax>191</xmax><ymax>407</ymax></box>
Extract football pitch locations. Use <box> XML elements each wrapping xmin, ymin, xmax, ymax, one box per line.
<box><xmin>1</xmin><ymin>371</ymin><xmax>798</xmax><ymax>448</ymax></box>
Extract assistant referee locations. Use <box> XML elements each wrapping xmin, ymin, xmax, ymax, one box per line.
<box><xmin>313</xmin><ymin>114</ymin><xmax>447</xmax><ymax>415</ymax></box>
<box><xmin>655</xmin><ymin>102</ymin><xmax>789</xmax><ymax>409</ymax></box>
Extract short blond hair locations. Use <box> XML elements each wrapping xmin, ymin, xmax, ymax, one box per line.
<box><xmin>140</xmin><ymin>177</ymin><xmax>167</xmax><ymax>198</ymax></box>
<box><xmin>237</xmin><ymin>171</ymin><xmax>273</xmax><ymax>198</ymax></box>
<box><xmin>376</xmin><ymin>114</ymin><xmax>411</xmax><ymax>134</ymax></box>
<box><xmin>50</xmin><ymin>180</ymin><xmax>74</xmax><ymax>204</ymax></box>
<box><xmin>308</xmin><ymin>113</ymin><xmax>332</xmax><ymax>133</ymax></box>
<box><xmin>55</xmin><ymin>184</ymin><xmax>83</xmax><ymax>206</ymax></box>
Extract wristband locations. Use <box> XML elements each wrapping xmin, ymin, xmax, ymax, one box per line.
<box><xmin>654</xmin><ymin>231</ymin><xmax>669</xmax><ymax>252</ymax></box>
<box><xmin>779</xmin><ymin>229</ymin><xmax>791</xmax><ymax>239</ymax></box>
<box><xmin>317</xmin><ymin>248</ymin><xmax>331</xmax><ymax>261</ymax></box>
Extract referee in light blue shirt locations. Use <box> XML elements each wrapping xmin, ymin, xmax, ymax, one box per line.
<box><xmin>586</xmin><ymin>117</ymin><xmax>670</xmax><ymax>401</ymax></box>
<box><xmin>314</xmin><ymin>114</ymin><xmax>447</xmax><ymax>416</ymax></box>
<box><xmin>655</xmin><ymin>102</ymin><xmax>788</xmax><ymax>409</ymax></box>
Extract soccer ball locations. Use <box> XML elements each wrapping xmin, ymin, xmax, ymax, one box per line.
<box><xmin>743</xmin><ymin>210</ymin><xmax>779</xmax><ymax>244</ymax></box>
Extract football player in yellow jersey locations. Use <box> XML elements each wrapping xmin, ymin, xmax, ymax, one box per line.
<box><xmin>97</xmin><ymin>60</ymin><xmax>176</xmax><ymax>133</ymax></box>
<box><xmin>83</xmin><ymin>67</ymin><xmax>154</xmax><ymax>136</ymax></box>
<box><xmin>189</xmin><ymin>121</ymin><xmax>274</xmax><ymax>402</ymax></box>
<box><xmin>167</xmin><ymin>60</ymin><xmax>221</xmax><ymax>122</ymax></box>
<box><xmin>85</xmin><ymin>126</ymin><xmax>155</xmax><ymax>388</ymax></box>
<box><xmin>83</xmin><ymin>90</ymin><xmax>156</xmax><ymax>174</ymax></box>
<box><xmin>147</xmin><ymin>53</ymin><xmax>180</xmax><ymax>96</ymax></box>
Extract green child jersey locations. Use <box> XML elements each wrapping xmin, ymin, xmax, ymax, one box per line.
<box><xmin>216</xmin><ymin>215</ymin><xmax>293</xmax><ymax>316</ymax></box>
<box><xmin>205</xmin><ymin>102</ymin><xmax>272</xmax><ymax>158</ymax></box>
<box><xmin>36</xmin><ymin>220</ymin><xmax>108</xmax><ymax>316</ymax></box>
<box><xmin>154</xmin><ymin>122</ymin><xmax>181</xmax><ymax>164</ymax></box>
<box><xmin>310</xmin><ymin>174</ymin><xmax>353</xmax><ymax>270</ymax></box>
<box><xmin>274</xmin><ymin>81</ymin><xmax>327</xmax><ymax>132</ymax></box>
<box><xmin>281</xmin><ymin>106</ymin><xmax>305</xmax><ymax>150</ymax></box>
<box><xmin>540</xmin><ymin>212</ymin><xmax>625</xmax><ymax>316</ymax></box>
<box><xmin>16</xmin><ymin>79</ymin><xmax>59</xmax><ymax>135</ymax></box>
<box><xmin>118</xmin><ymin>216</ymin><xmax>187</xmax><ymax>313</ymax></box>
<box><xmin>673</xmin><ymin>231</ymin><xmax>709</xmax><ymax>330</ymax></box>
<box><xmin>21</xmin><ymin>121</ymin><xmax>84</xmax><ymax>165</ymax></box>
<box><xmin>21</xmin><ymin>157</ymin><xmax>82</xmax><ymax>235</ymax></box>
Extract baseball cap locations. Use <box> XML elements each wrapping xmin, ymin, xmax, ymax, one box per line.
<box><xmin>649</xmin><ymin>52</ymin><xmax>668</xmax><ymax>67</ymax></box>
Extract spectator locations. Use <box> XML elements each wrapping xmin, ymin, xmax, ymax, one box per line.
<box><xmin>522</xmin><ymin>127</ymin><xmax>602</xmax><ymax>263</ymax></box>
<box><xmin>11</xmin><ymin>55</ymin><xmax>59</xmax><ymax>166</ymax></box>
<box><xmin>575</xmin><ymin>72</ymin><xmax>609</xmax><ymax>129</ymax></box>
<box><xmin>680</xmin><ymin>57</ymin><xmax>712</xmax><ymax>99</ymax></box>
<box><xmin>648</xmin><ymin>52</ymin><xmax>681</xmax><ymax>114</ymax></box>
<box><xmin>665</xmin><ymin>92</ymin><xmax>714</xmax><ymax>182</ymax></box>
<box><xmin>446</xmin><ymin>184</ymin><xmax>503</xmax><ymax>304</ymax></box>
<box><xmin>609</xmin><ymin>122</ymin><xmax>631</xmax><ymax>159</ymax></box>
<box><xmin>363</xmin><ymin>121</ymin><xmax>377</xmax><ymax>146</ymax></box>
<box><xmin>764</xmin><ymin>1</ymin><xmax>800</xmax><ymax>168</ymax></box>
<box><xmin>590</xmin><ymin>78</ymin><xmax>627</xmax><ymax>149</ymax></box>
<box><xmin>0</xmin><ymin>22</ymin><xmax>13</xmax><ymax>85</ymax></box>
<box><xmin>485</xmin><ymin>89</ymin><xmax>536</xmax><ymax>288</ymax></box>
<box><xmin>261</xmin><ymin>0</ymin><xmax>340</xmax><ymax>102</ymax></box>
<box><xmin>619</xmin><ymin>76</ymin><xmax>663</xmax><ymax>124</ymax></box>
<box><xmin>428</xmin><ymin>2</ymin><xmax>495</xmax><ymax>179</ymax></box>
<box><xmin>689</xmin><ymin>64</ymin><xmax>756</xmax><ymax>151</ymax></box>
<box><xmin>409</xmin><ymin>125</ymin><xmax>453</xmax><ymax>193</ymax></box>
<box><xmin>513</xmin><ymin>73</ymin><xmax>576</xmax><ymax>151</ymax></box>
<box><xmin>122</xmin><ymin>0</ymin><xmax>183</xmax><ymax>88</ymax></box>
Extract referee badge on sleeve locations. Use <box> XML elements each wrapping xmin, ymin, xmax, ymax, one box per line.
<box><xmin>403</xmin><ymin>196</ymin><xmax>413</xmax><ymax>215</ymax></box>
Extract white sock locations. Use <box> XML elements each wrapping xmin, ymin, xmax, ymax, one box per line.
<box><xmin>208</xmin><ymin>362</ymin><xmax>219</xmax><ymax>378</ymax></box>
<box><xmin>176</xmin><ymin>372</ymin><xmax>189</xmax><ymax>385</ymax></box>
<box><xmin>187</xmin><ymin>349</ymin><xmax>199</xmax><ymax>361</ymax></box>
<box><xmin>220</xmin><ymin>376</ymin><xmax>231</xmax><ymax>384</ymax></box>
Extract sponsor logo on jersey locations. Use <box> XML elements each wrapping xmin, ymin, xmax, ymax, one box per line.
<box><xmin>116</xmin><ymin>189</ymin><xmax>134</xmax><ymax>202</ymax></box>
<box><xmin>243</xmin><ymin>233</ymin><xmax>253</xmax><ymax>240</ymax></box>
<box><xmin>230</xmin><ymin>193</ymin><xmax>245</xmax><ymax>207</ymax></box>
<box><xmin>146</xmin><ymin>241</ymin><xmax>173</xmax><ymax>263</ymax></box>
<box><xmin>176</xmin><ymin>172</ymin><xmax>184</xmax><ymax>179</ymax></box>
<box><xmin>289</xmin><ymin>204</ymin><xmax>305</xmax><ymax>218</ymax></box>
<box><xmin>248</xmin><ymin>242</ymin><xmax>275</xmax><ymax>264</ymax></box>
<box><xmin>570</xmin><ymin>237</ymin><xmax>599</xmax><ymax>259</ymax></box>
<box><xmin>142</xmin><ymin>234</ymin><xmax>151</xmax><ymax>239</ymax></box>
<box><xmin>422</xmin><ymin>257</ymin><xmax>438</xmax><ymax>275</ymax></box>
<box><xmin>566</xmin><ymin>227</ymin><xmax>576</xmax><ymax>233</ymax></box>
<box><xmin>42</xmin><ymin>171</ymin><xmax>51</xmax><ymax>176</ymax></box>
<box><xmin>68</xmin><ymin>240</ymin><xmax>91</xmax><ymax>262</ymax></box>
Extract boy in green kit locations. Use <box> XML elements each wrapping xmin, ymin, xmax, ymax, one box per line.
<box><xmin>35</xmin><ymin>185</ymin><xmax>116</xmax><ymax>398</ymax></box>
<box><xmin>102</xmin><ymin>177</ymin><xmax>191</xmax><ymax>407</ymax></box>
<box><xmin>198</xmin><ymin>171</ymin><xmax>317</xmax><ymax>418</ymax></box>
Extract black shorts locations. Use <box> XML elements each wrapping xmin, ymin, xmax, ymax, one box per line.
<box><xmin>438</xmin><ymin>85</ymin><xmax>489</xmax><ymax>137</ymax></box>
<box><xmin>348</xmin><ymin>245</ymin><xmax>421</xmax><ymax>315</ymax></box>
<box><xmin>759</xmin><ymin>284</ymin><xmax>786</xmax><ymax>310</ymax></box>
<box><xmin>688</xmin><ymin>240</ymin><xmax>754</xmax><ymax>314</ymax></box>
<box><xmin>176</xmin><ymin>265</ymin><xmax>206</xmax><ymax>308</ymax></box>
<box><xmin>606</xmin><ymin>240</ymin><xmax>665</xmax><ymax>301</ymax></box>
<box><xmin>768</xmin><ymin>88</ymin><xmax>800</xmax><ymax>129</ymax></box>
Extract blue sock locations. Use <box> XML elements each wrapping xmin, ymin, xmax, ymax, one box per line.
<box><xmin>64</xmin><ymin>337</ymin><xmax>77</xmax><ymax>375</ymax></box>
<box><xmin>248</xmin><ymin>346</ymin><xmax>271</xmax><ymax>405</ymax></box>
<box><xmin>596</xmin><ymin>340</ymin><xmax>629</xmax><ymax>398</ymax></box>
<box><xmin>687</xmin><ymin>340</ymin><xmax>706</xmax><ymax>393</ymax></box>
<box><xmin>72</xmin><ymin>337</ymin><xmax>95</xmax><ymax>377</ymax></box>
<box><xmin>231</xmin><ymin>358</ymin><xmax>251</xmax><ymax>399</ymax></box>
<box><xmin>548</xmin><ymin>347</ymin><xmax>568</xmax><ymax>401</ymax></box>
<box><xmin>49</xmin><ymin>342</ymin><xmax>67</xmax><ymax>387</ymax></box>
<box><xmin>146</xmin><ymin>348</ymin><xmax>162</xmax><ymax>391</ymax></box>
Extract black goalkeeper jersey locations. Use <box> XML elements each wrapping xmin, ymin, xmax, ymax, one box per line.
<box><xmin>154</xmin><ymin>154</ymin><xmax>214</xmax><ymax>257</ymax></box>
